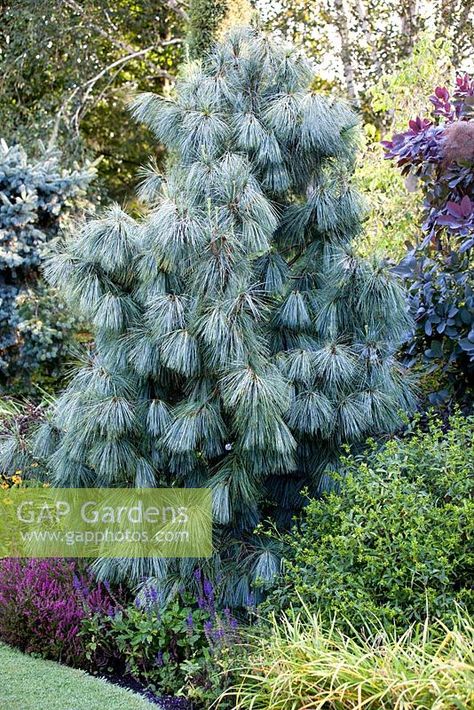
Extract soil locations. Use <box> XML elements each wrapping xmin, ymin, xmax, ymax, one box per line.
<box><xmin>105</xmin><ymin>673</ymin><xmax>192</xmax><ymax>709</ymax></box>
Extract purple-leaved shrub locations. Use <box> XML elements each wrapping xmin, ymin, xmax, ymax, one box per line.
<box><xmin>383</xmin><ymin>74</ymin><xmax>474</xmax><ymax>403</ymax></box>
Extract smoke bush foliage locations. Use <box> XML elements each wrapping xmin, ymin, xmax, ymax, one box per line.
<box><xmin>383</xmin><ymin>75</ymin><xmax>474</xmax><ymax>402</ymax></box>
<box><xmin>27</xmin><ymin>28</ymin><xmax>413</xmax><ymax>603</ymax></box>
<box><xmin>0</xmin><ymin>558</ymin><xmax>118</xmax><ymax>666</ymax></box>
<box><xmin>0</xmin><ymin>140</ymin><xmax>92</xmax><ymax>390</ymax></box>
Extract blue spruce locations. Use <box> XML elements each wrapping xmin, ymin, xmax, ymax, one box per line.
<box><xmin>0</xmin><ymin>140</ymin><xmax>92</xmax><ymax>388</ymax></box>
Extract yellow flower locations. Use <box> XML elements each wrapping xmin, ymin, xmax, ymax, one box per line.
<box><xmin>43</xmin><ymin>483</ymin><xmax>50</xmax><ymax>488</ymax></box>
<box><xmin>14</xmin><ymin>469</ymin><xmax>22</xmax><ymax>475</ymax></box>
<box><xmin>11</xmin><ymin>475</ymin><xmax>22</xmax><ymax>485</ymax></box>
<box><xmin>0</xmin><ymin>482</ymin><xmax>9</xmax><ymax>490</ymax></box>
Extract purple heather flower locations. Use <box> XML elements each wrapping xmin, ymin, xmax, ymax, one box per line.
<box><xmin>0</xmin><ymin>559</ymin><xmax>119</xmax><ymax>664</ymax></box>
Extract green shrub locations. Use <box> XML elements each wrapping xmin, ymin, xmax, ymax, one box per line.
<box><xmin>187</xmin><ymin>0</ymin><xmax>252</xmax><ymax>59</ymax></box>
<box><xmin>355</xmin><ymin>138</ymin><xmax>420</xmax><ymax>260</ymax></box>
<box><xmin>265</xmin><ymin>412</ymin><xmax>474</xmax><ymax>630</ymax></box>
<box><xmin>221</xmin><ymin>609</ymin><xmax>474</xmax><ymax>710</ymax></box>
<box><xmin>355</xmin><ymin>34</ymin><xmax>452</xmax><ymax>261</ymax></box>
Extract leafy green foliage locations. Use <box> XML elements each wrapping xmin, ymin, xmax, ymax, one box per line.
<box><xmin>0</xmin><ymin>1</ymin><xmax>184</xmax><ymax>202</ymax></box>
<box><xmin>82</xmin><ymin>575</ymin><xmax>239</xmax><ymax>706</ymax></box>
<box><xmin>221</xmin><ymin>608</ymin><xmax>474</xmax><ymax>710</ymax></box>
<box><xmin>266</xmin><ymin>412</ymin><xmax>474</xmax><ymax>629</ymax></box>
<box><xmin>368</xmin><ymin>35</ymin><xmax>454</xmax><ymax>129</ymax></box>
<box><xmin>355</xmin><ymin>138</ymin><xmax>420</xmax><ymax>259</ymax></box>
<box><xmin>187</xmin><ymin>0</ymin><xmax>229</xmax><ymax>59</ymax></box>
<box><xmin>17</xmin><ymin>27</ymin><xmax>413</xmax><ymax>601</ymax></box>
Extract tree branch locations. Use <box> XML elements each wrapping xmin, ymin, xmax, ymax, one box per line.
<box><xmin>48</xmin><ymin>43</ymin><xmax>176</xmax><ymax>146</ymax></box>
<box><xmin>72</xmin><ymin>45</ymin><xmax>173</xmax><ymax>132</ymax></box>
<box><xmin>164</xmin><ymin>0</ymin><xmax>189</xmax><ymax>21</ymax></box>
<box><xmin>62</xmin><ymin>0</ymin><xmax>184</xmax><ymax>67</ymax></box>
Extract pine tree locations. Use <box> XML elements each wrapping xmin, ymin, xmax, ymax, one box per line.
<box><xmin>38</xmin><ymin>27</ymin><xmax>414</xmax><ymax>604</ymax></box>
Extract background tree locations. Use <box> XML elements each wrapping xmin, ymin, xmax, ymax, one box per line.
<box><xmin>187</xmin><ymin>0</ymin><xmax>253</xmax><ymax>59</ymax></box>
<box><xmin>0</xmin><ymin>0</ymin><xmax>186</xmax><ymax>202</ymax></box>
<box><xmin>26</xmin><ymin>27</ymin><xmax>415</xmax><ymax>603</ymax></box>
<box><xmin>257</xmin><ymin>0</ymin><xmax>474</xmax><ymax>120</ymax></box>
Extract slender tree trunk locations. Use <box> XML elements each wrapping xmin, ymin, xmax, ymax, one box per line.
<box><xmin>451</xmin><ymin>0</ymin><xmax>474</xmax><ymax>58</ymax></box>
<box><xmin>355</xmin><ymin>0</ymin><xmax>381</xmax><ymax>74</ymax></box>
<box><xmin>400</xmin><ymin>0</ymin><xmax>418</xmax><ymax>55</ymax></box>
<box><xmin>332</xmin><ymin>0</ymin><xmax>360</xmax><ymax>106</ymax></box>
<box><xmin>355</xmin><ymin>0</ymin><xmax>370</xmax><ymax>40</ymax></box>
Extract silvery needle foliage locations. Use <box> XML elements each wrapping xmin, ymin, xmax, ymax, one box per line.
<box><xmin>39</xmin><ymin>27</ymin><xmax>414</xmax><ymax>603</ymax></box>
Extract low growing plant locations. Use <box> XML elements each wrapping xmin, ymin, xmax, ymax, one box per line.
<box><xmin>221</xmin><ymin>608</ymin><xmax>474</xmax><ymax>709</ymax></box>
<box><xmin>81</xmin><ymin>570</ymin><xmax>239</xmax><ymax>706</ymax></box>
<box><xmin>0</xmin><ymin>558</ymin><xmax>119</xmax><ymax>667</ymax></box>
<box><xmin>265</xmin><ymin>411</ymin><xmax>474</xmax><ymax>630</ymax></box>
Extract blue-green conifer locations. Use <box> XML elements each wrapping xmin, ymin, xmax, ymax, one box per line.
<box><xmin>39</xmin><ymin>28</ymin><xmax>413</xmax><ymax>603</ymax></box>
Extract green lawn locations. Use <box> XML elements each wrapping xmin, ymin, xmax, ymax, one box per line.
<box><xmin>0</xmin><ymin>643</ymin><xmax>156</xmax><ymax>710</ymax></box>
